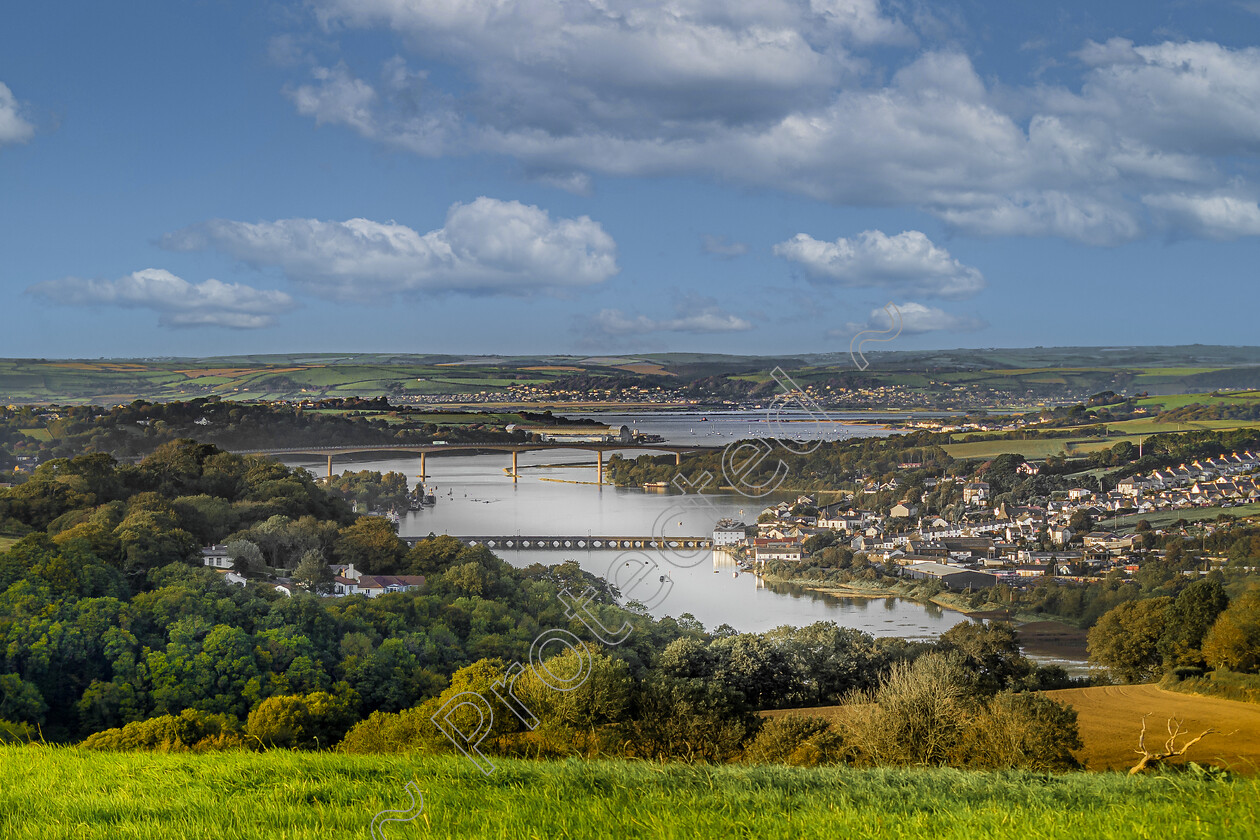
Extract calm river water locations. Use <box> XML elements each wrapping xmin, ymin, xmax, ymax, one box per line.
<box><xmin>279</xmin><ymin>410</ymin><xmax>969</xmax><ymax>638</ymax></box>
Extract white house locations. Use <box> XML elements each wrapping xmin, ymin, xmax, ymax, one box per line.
<box><xmin>753</xmin><ymin>539</ymin><xmax>803</xmax><ymax>562</ymax></box>
<box><xmin>356</xmin><ymin>575</ymin><xmax>427</xmax><ymax>597</ymax></box>
<box><xmin>712</xmin><ymin>519</ymin><xmax>748</xmax><ymax>547</ymax></box>
<box><xmin>201</xmin><ymin>544</ymin><xmax>233</xmax><ymax>569</ymax></box>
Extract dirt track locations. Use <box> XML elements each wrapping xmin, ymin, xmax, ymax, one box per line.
<box><xmin>1048</xmin><ymin>684</ymin><xmax>1260</xmax><ymax>772</ymax></box>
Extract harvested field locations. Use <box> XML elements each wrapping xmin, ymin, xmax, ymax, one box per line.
<box><xmin>1046</xmin><ymin>684</ymin><xmax>1260</xmax><ymax>772</ymax></box>
<box><xmin>762</xmin><ymin>684</ymin><xmax>1260</xmax><ymax>773</ymax></box>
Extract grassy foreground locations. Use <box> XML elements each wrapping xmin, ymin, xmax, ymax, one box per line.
<box><xmin>1</xmin><ymin>747</ymin><xmax>1258</xmax><ymax>839</ymax></box>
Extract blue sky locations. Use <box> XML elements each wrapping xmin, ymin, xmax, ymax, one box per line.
<box><xmin>3</xmin><ymin>0</ymin><xmax>1260</xmax><ymax>358</ymax></box>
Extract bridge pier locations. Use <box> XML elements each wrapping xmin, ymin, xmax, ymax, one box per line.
<box><xmin>596</xmin><ymin>450</ymin><xmax>603</xmax><ymax>485</ymax></box>
<box><xmin>419</xmin><ymin>452</ymin><xmax>426</xmax><ymax>481</ymax></box>
<box><xmin>675</xmin><ymin>452</ymin><xmax>681</xmax><ymax>466</ymax></box>
<box><xmin>512</xmin><ymin>450</ymin><xmax>518</xmax><ymax>481</ymax></box>
<box><xmin>326</xmin><ymin>455</ymin><xmax>333</xmax><ymax>483</ymax></box>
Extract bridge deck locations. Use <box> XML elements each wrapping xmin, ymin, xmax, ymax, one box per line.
<box><xmin>402</xmin><ymin>535</ymin><xmax>712</xmax><ymax>550</ymax></box>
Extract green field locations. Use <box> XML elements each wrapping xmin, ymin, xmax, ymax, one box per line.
<box><xmin>1103</xmin><ymin>502</ymin><xmax>1260</xmax><ymax>532</ymax></box>
<box><xmin>0</xmin><ymin>536</ymin><xmax>17</xmax><ymax>553</ymax></box>
<box><xmin>1101</xmin><ymin>417</ymin><xmax>1260</xmax><ymax>435</ymax></box>
<box><xmin>0</xmin><ymin>748</ymin><xmax>1256</xmax><ymax>839</ymax></box>
<box><xmin>942</xmin><ymin>438</ymin><xmax>1118</xmax><ymax>460</ymax></box>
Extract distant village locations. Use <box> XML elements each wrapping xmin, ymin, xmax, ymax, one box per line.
<box><xmin>713</xmin><ymin>450</ymin><xmax>1260</xmax><ymax>592</ymax></box>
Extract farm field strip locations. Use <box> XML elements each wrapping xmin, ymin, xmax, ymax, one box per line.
<box><xmin>0</xmin><ymin>748</ymin><xmax>1255</xmax><ymax>840</ymax></box>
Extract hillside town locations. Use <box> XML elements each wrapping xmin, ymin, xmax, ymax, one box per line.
<box><xmin>715</xmin><ymin>450</ymin><xmax>1260</xmax><ymax>591</ymax></box>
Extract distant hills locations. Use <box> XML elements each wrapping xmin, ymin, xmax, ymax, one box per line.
<box><xmin>2</xmin><ymin>345</ymin><xmax>1259</xmax><ymax>405</ymax></box>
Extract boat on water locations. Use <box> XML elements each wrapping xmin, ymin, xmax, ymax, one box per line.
<box><xmin>642</xmin><ymin>481</ymin><xmax>668</xmax><ymax>490</ymax></box>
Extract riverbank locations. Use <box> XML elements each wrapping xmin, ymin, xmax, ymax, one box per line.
<box><xmin>760</xmin><ymin>574</ymin><xmax>1090</xmax><ymax>661</ymax></box>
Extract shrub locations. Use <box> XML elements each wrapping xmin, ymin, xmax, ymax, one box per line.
<box><xmin>743</xmin><ymin>715</ymin><xmax>847</xmax><ymax>767</ymax></box>
<box><xmin>1166</xmin><ymin>669</ymin><xmax>1260</xmax><ymax>705</ymax></box>
<box><xmin>246</xmin><ymin>691</ymin><xmax>356</xmax><ymax>750</ymax></box>
<box><xmin>953</xmin><ymin>691</ymin><xmax>1083</xmax><ymax>771</ymax></box>
<box><xmin>339</xmin><ymin>707</ymin><xmax>442</xmax><ymax>754</ymax></box>
<box><xmin>0</xmin><ymin>719</ymin><xmax>38</xmax><ymax>744</ymax></box>
<box><xmin>81</xmin><ymin>709</ymin><xmax>245</xmax><ymax>751</ymax></box>
<box><xmin>841</xmin><ymin>653</ymin><xmax>971</xmax><ymax>767</ymax></box>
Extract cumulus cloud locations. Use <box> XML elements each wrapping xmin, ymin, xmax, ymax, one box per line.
<box><xmin>0</xmin><ymin>82</ymin><xmax>34</xmax><ymax>146</ymax></box>
<box><xmin>594</xmin><ymin>305</ymin><xmax>752</xmax><ymax>335</ymax></box>
<box><xmin>283</xmin><ymin>5</ymin><xmax>1260</xmax><ymax>244</ymax></box>
<box><xmin>311</xmin><ymin>0</ymin><xmax>910</xmax><ymax>130</ymax></box>
<box><xmin>26</xmin><ymin>269</ymin><xmax>296</xmax><ymax>329</ymax></box>
<box><xmin>1143</xmin><ymin>192</ymin><xmax>1260</xmax><ymax>239</ymax></box>
<box><xmin>701</xmin><ymin>235</ymin><xmax>749</xmax><ymax>258</ymax></box>
<box><xmin>162</xmin><ymin>197</ymin><xmax>619</xmax><ymax>299</ymax></box>
<box><xmin>774</xmin><ymin>229</ymin><xmax>984</xmax><ymax>298</ymax></box>
<box><xmin>830</xmin><ymin>301</ymin><xmax>985</xmax><ymax>336</ymax></box>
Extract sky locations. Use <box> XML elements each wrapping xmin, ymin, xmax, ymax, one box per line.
<box><xmin>3</xmin><ymin>0</ymin><xmax>1260</xmax><ymax>359</ymax></box>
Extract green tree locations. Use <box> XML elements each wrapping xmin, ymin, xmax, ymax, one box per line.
<box><xmin>112</xmin><ymin>509</ymin><xmax>198</xmax><ymax>574</ymax></box>
<box><xmin>940</xmin><ymin>621</ymin><xmax>1033</xmax><ymax>694</ymax></box>
<box><xmin>293</xmin><ymin>549</ymin><xmax>334</xmax><ymax>595</ymax></box>
<box><xmin>1087</xmin><ymin>597</ymin><xmax>1173</xmax><ymax>683</ymax></box>
<box><xmin>0</xmin><ymin>674</ymin><xmax>48</xmax><ymax>723</ymax></box>
<box><xmin>1158</xmin><ymin>578</ymin><xmax>1230</xmax><ymax>668</ymax></box>
<box><xmin>1202</xmin><ymin>587</ymin><xmax>1260</xmax><ymax>673</ymax></box>
<box><xmin>225</xmin><ymin>538</ymin><xmax>266</xmax><ymax>577</ymax></box>
<box><xmin>333</xmin><ymin>516</ymin><xmax>405</xmax><ymax>574</ymax></box>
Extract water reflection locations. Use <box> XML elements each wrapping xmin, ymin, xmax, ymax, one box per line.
<box><xmin>276</xmin><ymin>413</ymin><xmax>970</xmax><ymax>638</ymax></box>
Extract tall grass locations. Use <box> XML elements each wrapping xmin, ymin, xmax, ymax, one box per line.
<box><xmin>0</xmin><ymin>746</ymin><xmax>1256</xmax><ymax>839</ymax></box>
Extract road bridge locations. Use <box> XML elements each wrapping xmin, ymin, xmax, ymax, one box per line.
<box><xmin>231</xmin><ymin>442</ymin><xmax>717</xmax><ymax>484</ymax></box>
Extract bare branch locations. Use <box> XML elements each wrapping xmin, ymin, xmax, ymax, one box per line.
<box><xmin>1130</xmin><ymin>715</ymin><xmax>1228</xmax><ymax>775</ymax></box>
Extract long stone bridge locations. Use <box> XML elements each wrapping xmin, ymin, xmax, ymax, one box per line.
<box><xmin>401</xmin><ymin>535</ymin><xmax>712</xmax><ymax>551</ymax></box>
<box><xmin>231</xmin><ymin>442</ymin><xmax>717</xmax><ymax>484</ymax></box>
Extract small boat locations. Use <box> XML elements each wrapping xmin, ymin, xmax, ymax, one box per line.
<box><xmin>732</xmin><ymin>571</ymin><xmax>738</xmax><ymax>578</ymax></box>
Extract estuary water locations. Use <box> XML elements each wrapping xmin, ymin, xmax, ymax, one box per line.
<box><xmin>278</xmin><ymin>410</ymin><xmax>968</xmax><ymax>638</ymax></box>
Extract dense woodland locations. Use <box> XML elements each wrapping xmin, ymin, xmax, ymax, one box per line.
<box><xmin>0</xmin><ymin>442</ymin><xmax>1086</xmax><ymax>769</ymax></box>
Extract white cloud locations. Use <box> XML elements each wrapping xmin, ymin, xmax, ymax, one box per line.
<box><xmin>162</xmin><ymin>197</ymin><xmax>619</xmax><ymax>299</ymax></box>
<box><xmin>0</xmin><ymin>82</ymin><xmax>34</xmax><ymax>146</ymax></box>
<box><xmin>702</xmin><ymin>234</ymin><xmax>749</xmax><ymax>258</ymax></box>
<box><xmin>594</xmin><ymin>307</ymin><xmax>752</xmax><ymax>335</ymax></box>
<box><xmin>26</xmin><ymin>269</ymin><xmax>296</xmax><ymax>329</ymax></box>
<box><xmin>830</xmin><ymin>301</ymin><xmax>985</xmax><ymax>336</ymax></box>
<box><xmin>774</xmin><ymin>229</ymin><xmax>984</xmax><ymax>298</ymax></box>
<box><xmin>312</xmin><ymin>0</ymin><xmax>910</xmax><ymax>130</ymax></box>
<box><xmin>283</xmin><ymin>11</ymin><xmax>1260</xmax><ymax>244</ymax></box>
<box><xmin>1143</xmin><ymin>192</ymin><xmax>1260</xmax><ymax>239</ymax></box>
